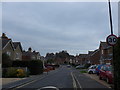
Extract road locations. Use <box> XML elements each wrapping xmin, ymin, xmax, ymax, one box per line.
<box><xmin>7</xmin><ymin>65</ymin><xmax>112</xmax><ymax>90</ymax></box>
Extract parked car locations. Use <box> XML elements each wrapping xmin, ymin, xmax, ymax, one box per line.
<box><xmin>75</xmin><ymin>65</ymin><xmax>84</xmax><ymax>69</ymax></box>
<box><xmin>96</xmin><ymin>64</ymin><xmax>105</xmax><ymax>75</ymax></box>
<box><xmin>48</xmin><ymin>66</ymin><xmax>55</xmax><ymax>70</ymax></box>
<box><xmin>99</xmin><ymin>65</ymin><xmax>113</xmax><ymax>84</ymax></box>
<box><xmin>45</xmin><ymin>64</ymin><xmax>55</xmax><ymax>70</ymax></box>
<box><xmin>88</xmin><ymin>65</ymin><xmax>96</xmax><ymax>74</ymax></box>
<box><xmin>67</xmin><ymin>65</ymin><xmax>71</xmax><ymax>68</ymax></box>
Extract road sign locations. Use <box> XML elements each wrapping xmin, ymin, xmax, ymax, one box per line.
<box><xmin>106</xmin><ymin>34</ymin><xmax>118</xmax><ymax>46</ymax></box>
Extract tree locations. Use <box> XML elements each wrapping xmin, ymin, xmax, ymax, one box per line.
<box><xmin>114</xmin><ymin>37</ymin><xmax>120</xmax><ymax>90</ymax></box>
<box><xmin>2</xmin><ymin>53</ymin><xmax>12</xmax><ymax>68</ymax></box>
<box><xmin>47</xmin><ymin>59</ymin><xmax>54</xmax><ymax>64</ymax></box>
<box><xmin>45</xmin><ymin>53</ymin><xmax>55</xmax><ymax>60</ymax></box>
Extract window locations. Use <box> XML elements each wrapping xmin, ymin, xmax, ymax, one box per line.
<box><xmin>16</xmin><ymin>53</ymin><xmax>20</xmax><ymax>59</ymax></box>
<box><xmin>102</xmin><ymin>50</ymin><xmax>104</xmax><ymax>54</ymax></box>
<box><xmin>32</xmin><ymin>56</ymin><xmax>35</xmax><ymax>60</ymax></box>
<box><xmin>6</xmin><ymin>51</ymin><xmax>11</xmax><ymax>56</ymax></box>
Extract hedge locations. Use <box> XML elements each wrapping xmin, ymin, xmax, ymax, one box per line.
<box><xmin>12</xmin><ymin>60</ymin><xmax>43</xmax><ymax>75</ymax></box>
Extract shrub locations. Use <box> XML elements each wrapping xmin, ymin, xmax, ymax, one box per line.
<box><xmin>12</xmin><ymin>60</ymin><xmax>43</xmax><ymax>75</ymax></box>
<box><xmin>80</xmin><ymin>70</ymin><xmax>87</xmax><ymax>73</ymax></box>
<box><xmin>2</xmin><ymin>68</ymin><xmax>7</xmax><ymax>77</ymax></box>
<box><xmin>6</xmin><ymin>67</ymin><xmax>17</xmax><ymax>78</ymax></box>
<box><xmin>2</xmin><ymin>53</ymin><xmax>12</xmax><ymax>68</ymax></box>
<box><xmin>16</xmin><ymin>69</ymin><xmax>26</xmax><ymax>78</ymax></box>
<box><xmin>2</xmin><ymin>67</ymin><xmax>29</xmax><ymax>78</ymax></box>
<box><xmin>28</xmin><ymin>60</ymin><xmax>43</xmax><ymax>75</ymax></box>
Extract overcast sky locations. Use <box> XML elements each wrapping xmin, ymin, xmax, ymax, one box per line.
<box><xmin>2</xmin><ymin>2</ymin><xmax>118</xmax><ymax>56</ymax></box>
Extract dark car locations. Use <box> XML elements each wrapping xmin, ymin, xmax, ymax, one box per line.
<box><xmin>75</xmin><ymin>65</ymin><xmax>84</xmax><ymax>69</ymax></box>
<box><xmin>99</xmin><ymin>65</ymin><xmax>113</xmax><ymax>84</ymax></box>
<box><xmin>95</xmin><ymin>64</ymin><xmax>105</xmax><ymax>75</ymax></box>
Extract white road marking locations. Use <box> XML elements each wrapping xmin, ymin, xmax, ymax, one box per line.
<box><xmin>71</xmin><ymin>72</ymin><xmax>77</xmax><ymax>90</ymax></box>
<box><xmin>73</xmin><ymin>73</ymin><xmax>83</xmax><ymax>90</ymax></box>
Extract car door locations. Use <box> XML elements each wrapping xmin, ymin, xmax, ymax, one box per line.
<box><xmin>100</xmin><ymin>66</ymin><xmax>106</xmax><ymax>79</ymax></box>
<box><xmin>102</xmin><ymin>66</ymin><xmax>108</xmax><ymax>79</ymax></box>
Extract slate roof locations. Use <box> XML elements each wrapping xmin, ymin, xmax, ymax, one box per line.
<box><xmin>2</xmin><ymin>38</ymin><xmax>14</xmax><ymax>50</ymax></box>
<box><xmin>22</xmin><ymin>51</ymin><xmax>40</xmax><ymax>56</ymax></box>
<box><xmin>79</xmin><ymin>54</ymin><xmax>88</xmax><ymax>58</ymax></box>
<box><xmin>91</xmin><ymin>49</ymin><xmax>99</xmax><ymax>56</ymax></box>
<box><xmin>13</xmin><ymin>42</ymin><xmax>22</xmax><ymax>51</ymax></box>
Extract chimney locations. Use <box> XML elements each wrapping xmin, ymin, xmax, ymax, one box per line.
<box><xmin>1</xmin><ymin>33</ymin><xmax>8</xmax><ymax>39</ymax></box>
<box><xmin>28</xmin><ymin>47</ymin><xmax>32</xmax><ymax>52</ymax></box>
<box><xmin>33</xmin><ymin>50</ymin><xmax>36</xmax><ymax>53</ymax></box>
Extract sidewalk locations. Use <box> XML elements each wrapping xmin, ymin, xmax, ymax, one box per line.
<box><xmin>1</xmin><ymin>77</ymin><xmax>26</xmax><ymax>85</ymax></box>
<box><xmin>2</xmin><ymin>72</ymin><xmax>48</xmax><ymax>89</ymax></box>
<box><xmin>83</xmin><ymin>73</ymin><xmax>112</xmax><ymax>88</ymax></box>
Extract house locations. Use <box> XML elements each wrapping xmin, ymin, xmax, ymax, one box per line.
<box><xmin>78</xmin><ymin>54</ymin><xmax>88</xmax><ymax>65</ymax></box>
<box><xmin>88</xmin><ymin>49</ymin><xmax>100</xmax><ymax>65</ymax></box>
<box><xmin>86</xmin><ymin>51</ymin><xmax>94</xmax><ymax>64</ymax></box>
<box><xmin>2</xmin><ymin>33</ymin><xmax>15</xmax><ymax>60</ymax></box>
<box><xmin>22</xmin><ymin>47</ymin><xmax>41</xmax><ymax>61</ymax></box>
<box><xmin>99</xmin><ymin>41</ymin><xmax>112</xmax><ymax>64</ymax></box>
<box><xmin>13</xmin><ymin>42</ymin><xmax>23</xmax><ymax>60</ymax></box>
<box><xmin>1</xmin><ymin>33</ymin><xmax>23</xmax><ymax>60</ymax></box>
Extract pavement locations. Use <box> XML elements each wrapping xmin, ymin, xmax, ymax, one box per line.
<box><xmin>2</xmin><ymin>78</ymin><xmax>25</xmax><ymax>85</ymax></box>
<box><xmin>2</xmin><ymin>72</ymin><xmax>49</xmax><ymax>89</ymax></box>
<box><xmin>83</xmin><ymin>73</ymin><xmax>112</xmax><ymax>88</ymax></box>
<box><xmin>1</xmin><ymin>73</ymin><xmax>48</xmax><ymax>85</ymax></box>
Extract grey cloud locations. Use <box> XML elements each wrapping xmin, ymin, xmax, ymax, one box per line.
<box><xmin>2</xmin><ymin>2</ymin><xmax>118</xmax><ymax>56</ymax></box>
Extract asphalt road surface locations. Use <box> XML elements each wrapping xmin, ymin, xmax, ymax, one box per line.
<box><xmin>12</xmin><ymin>65</ymin><xmax>112</xmax><ymax>90</ymax></box>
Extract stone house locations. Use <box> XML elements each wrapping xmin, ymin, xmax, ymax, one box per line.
<box><xmin>2</xmin><ymin>33</ymin><xmax>15</xmax><ymax>60</ymax></box>
<box><xmin>13</xmin><ymin>42</ymin><xmax>23</xmax><ymax>60</ymax></box>
<box><xmin>22</xmin><ymin>47</ymin><xmax>41</xmax><ymax>61</ymax></box>
<box><xmin>2</xmin><ymin>33</ymin><xmax>23</xmax><ymax>60</ymax></box>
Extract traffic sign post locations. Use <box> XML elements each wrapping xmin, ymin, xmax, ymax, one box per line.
<box><xmin>107</xmin><ymin>0</ymin><xmax>119</xmax><ymax>89</ymax></box>
<box><xmin>106</xmin><ymin>34</ymin><xmax>118</xmax><ymax>46</ymax></box>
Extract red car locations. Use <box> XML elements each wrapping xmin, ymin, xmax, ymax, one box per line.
<box><xmin>99</xmin><ymin>65</ymin><xmax>113</xmax><ymax>84</ymax></box>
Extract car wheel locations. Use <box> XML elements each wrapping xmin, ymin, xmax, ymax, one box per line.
<box><xmin>89</xmin><ymin>71</ymin><xmax>93</xmax><ymax>74</ymax></box>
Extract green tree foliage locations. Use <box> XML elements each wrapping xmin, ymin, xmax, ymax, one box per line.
<box><xmin>47</xmin><ymin>59</ymin><xmax>54</xmax><ymax>64</ymax></box>
<box><xmin>114</xmin><ymin>37</ymin><xmax>120</xmax><ymax>90</ymax></box>
<box><xmin>46</xmin><ymin>53</ymin><xmax>55</xmax><ymax>60</ymax></box>
<box><xmin>2</xmin><ymin>53</ymin><xmax>12</xmax><ymax>68</ymax></box>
